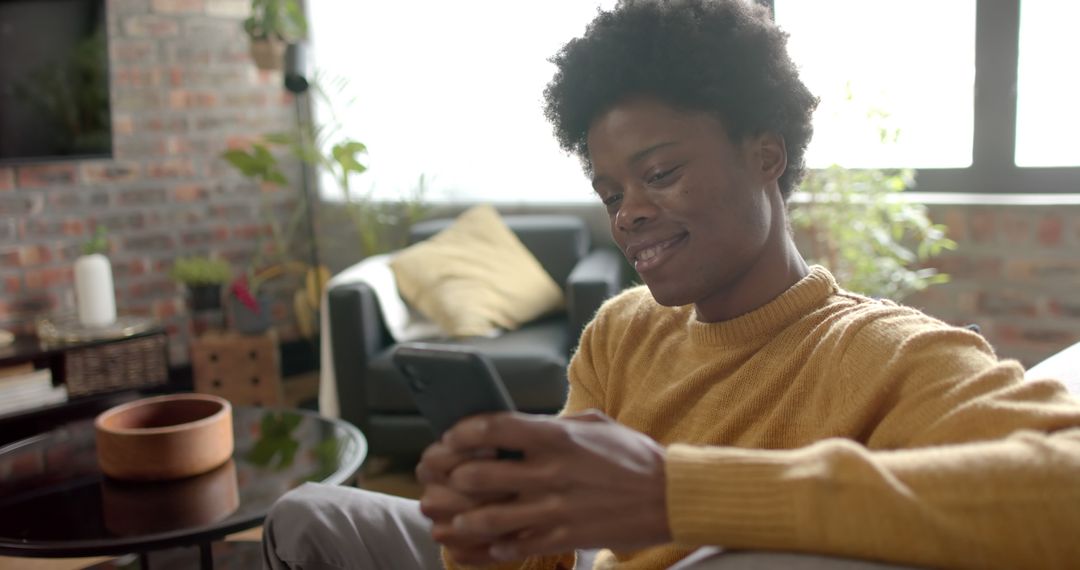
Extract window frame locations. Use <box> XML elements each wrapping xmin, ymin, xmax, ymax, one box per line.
<box><xmin>762</xmin><ymin>0</ymin><xmax>1080</xmax><ymax>193</ymax></box>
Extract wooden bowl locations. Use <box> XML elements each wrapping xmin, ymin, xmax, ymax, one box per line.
<box><xmin>95</xmin><ymin>393</ymin><xmax>233</xmax><ymax>481</ymax></box>
<box><xmin>101</xmin><ymin>459</ymin><xmax>239</xmax><ymax>535</ymax></box>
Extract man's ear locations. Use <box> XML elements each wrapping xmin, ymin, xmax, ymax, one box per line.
<box><xmin>755</xmin><ymin>132</ymin><xmax>787</xmax><ymax>184</ymax></box>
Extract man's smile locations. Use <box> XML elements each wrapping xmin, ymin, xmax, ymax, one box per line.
<box><xmin>626</xmin><ymin>233</ymin><xmax>688</xmax><ymax>273</ymax></box>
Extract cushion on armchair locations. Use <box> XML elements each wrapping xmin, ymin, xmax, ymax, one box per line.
<box><xmin>390</xmin><ymin>205</ymin><xmax>564</xmax><ymax>337</ymax></box>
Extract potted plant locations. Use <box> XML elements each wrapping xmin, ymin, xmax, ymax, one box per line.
<box><xmin>170</xmin><ymin>256</ymin><xmax>232</xmax><ymax>312</ymax></box>
<box><xmin>790</xmin><ymin>166</ymin><xmax>956</xmax><ymax>301</ymax></box>
<box><xmin>243</xmin><ymin>0</ymin><xmax>307</xmax><ymax>71</ymax></box>
<box><xmin>74</xmin><ymin>226</ymin><xmax>116</xmax><ymax>327</ymax></box>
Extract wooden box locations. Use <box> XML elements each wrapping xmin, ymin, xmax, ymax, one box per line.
<box><xmin>190</xmin><ymin>331</ymin><xmax>282</xmax><ymax>407</ymax></box>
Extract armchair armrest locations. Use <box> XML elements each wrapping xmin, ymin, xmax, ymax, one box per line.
<box><xmin>327</xmin><ymin>282</ymin><xmax>392</xmax><ymax>430</ymax></box>
<box><xmin>566</xmin><ymin>247</ymin><xmax>626</xmax><ymax>347</ymax></box>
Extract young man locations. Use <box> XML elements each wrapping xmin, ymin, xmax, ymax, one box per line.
<box><xmin>262</xmin><ymin>1</ymin><xmax>1080</xmax><ymax>569</ymax></box>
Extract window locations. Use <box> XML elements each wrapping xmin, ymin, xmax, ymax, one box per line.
<box><xmin>308</xmin><ymin>1</ymin><xmax>617</xmax><ymax>203</ymax></box>
<box><xmin>774</xmin><ymin>0</ymin><xmax>975</xmax><ymax>169</ymax></box>
<box><xmin>1015</xmin><ymin>0</ymin><xmax>1080</xmax><ymax>167</ymax></box>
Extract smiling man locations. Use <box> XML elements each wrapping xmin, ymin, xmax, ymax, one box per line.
<box><xmin>261</xmin><ymin>1</ymin><xmax>1080</xmax><ymax>569</ymax></box>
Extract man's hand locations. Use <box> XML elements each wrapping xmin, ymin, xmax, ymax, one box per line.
<box><xmin>434</xmin><ymin>410</ymin><xmax>671</xmax><ymax>563</ymax></box>
<box><xmin>416</xmin><ymin>439</ymin><xmax>506</xmax><ymax>563</ymax></box>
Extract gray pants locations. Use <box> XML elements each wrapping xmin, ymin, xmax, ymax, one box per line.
<box><xmin>262</xmin><ymin>483</ymin><xmax>920</xmax><ymax>570</ymax></box>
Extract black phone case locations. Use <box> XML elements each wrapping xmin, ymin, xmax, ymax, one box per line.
<box><xmin>390</xmin><ymin>344</ymin><xmax>518</xmax><ymax>439</ymax></box>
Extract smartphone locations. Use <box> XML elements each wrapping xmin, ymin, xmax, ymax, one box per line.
<box><xmin>390</xmin><ymin>343</ymin><xmax>523</xmax><ymax>459</ymax></box>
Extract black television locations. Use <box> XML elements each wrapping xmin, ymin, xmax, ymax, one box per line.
<box><xmin>0</xmin><ymin>0</ymin><xmax>112</xmax><ymax>164</ymax></box>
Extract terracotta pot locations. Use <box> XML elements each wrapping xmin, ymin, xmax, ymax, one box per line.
<box><xmin>250</xmin><ymin>38</ymin><xmax>286</xmax><ymax>71</ymax></box>
<box><xmin>101</xmin><ymin>459</ymin><xmax>240</xmax><ymax>536</ymax></box>
<box><xmin>95</xmin><ymin>393</ymin><xmax>234</xmax><ymax>481</ymax></box>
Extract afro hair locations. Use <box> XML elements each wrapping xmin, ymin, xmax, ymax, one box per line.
<box><xmin>543</xmin><ymin>0</ymin><xmax>818</xmax><ymax>199</ymax></box>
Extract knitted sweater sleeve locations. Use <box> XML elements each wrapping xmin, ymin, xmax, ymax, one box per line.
<box><xmin>665</xmin><ymin>313</ymin><xmax>1080</xmax><ymax>570</ymax></box>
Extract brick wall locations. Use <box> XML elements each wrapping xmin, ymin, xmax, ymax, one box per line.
<box><xmin>905</xmin><ymin>203</ymin><xmax>1080</xmax><ymax>368</ymax></box>
<box><xmin>0</xmin><ymin>0</ymin><xmax>304</xmax><ymax>365</ymax></box>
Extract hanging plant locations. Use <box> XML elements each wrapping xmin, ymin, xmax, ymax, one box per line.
<box><xmin>242</xmin><ymin>0</ymin><xmax>307</xmax><ymax>71</ymax></box>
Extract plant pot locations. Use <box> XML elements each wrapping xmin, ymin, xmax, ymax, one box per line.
<box><xmin>228</xmin><ymin>294</ymin><xmax>272</xmax><ymax>335</ymax></box>
<box><xmin>249</xmin><ymin>38</ymin><xmax>287</xmax><ymax>71</ymax></box>
<box><xmin>188</xmin><ymin>284</ymin><xmax>223</xmax><ymax>312</ymax></box>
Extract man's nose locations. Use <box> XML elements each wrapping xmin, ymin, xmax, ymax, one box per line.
<box><xmin>616</xmin><ymin>185</ymin><xmax>659</xmax><ymax>232</ymax></box>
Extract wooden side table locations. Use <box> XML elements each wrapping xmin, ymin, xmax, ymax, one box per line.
<box><xmin>190</xmin><ymin>330</ymin><xmax>283</xmax><ymax>407</ymax></box>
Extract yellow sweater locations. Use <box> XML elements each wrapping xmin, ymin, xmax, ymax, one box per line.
<box><xmin>447</xmin><ymin>266</ymin><xmax>1080</xmax><ymax>570</ymax></box>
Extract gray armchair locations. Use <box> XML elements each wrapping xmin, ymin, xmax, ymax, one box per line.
<box><xmin>328</xmin><ymin>214</ymin><xmax>625</xmax><ymax>459</ymax></box>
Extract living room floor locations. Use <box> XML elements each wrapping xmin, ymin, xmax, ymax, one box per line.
<box><xmin>0</xmin><ymin>373</ymin><xmax>422</xmax><ymax>570</ymax></box>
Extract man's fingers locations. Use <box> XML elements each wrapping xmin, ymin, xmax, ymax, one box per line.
<box><xmin>562</xmin><ymin>408</ymin><xmax>613</xmax><ymax>424</ymax></box>
<box><xmin>488</xmin><ymin>525</ymin><xmax>576</xmax><ymax>562</ymax></box>
<box><xmin>416</xmin><ymin>442</ymin><xmax>496</xmax><ymax>484</ymax></box>
<box><xmin>443</xmin><ymin>412</ymin><xmax>571</xmax><ymax>454</ymax></box>
<box><xmin>449</xmin><ymin>456</ymin><xmax>569</xmax><ymax>495</ymax></box>
<box><xmin>419</xmin><ymin>484</ymin><xmax>482</xmax><ymax>521</ymax></box>
<box><xmin>445</xmin><ymin>494</ymin><xmax>562</xmax><ymax>542</ymax></box>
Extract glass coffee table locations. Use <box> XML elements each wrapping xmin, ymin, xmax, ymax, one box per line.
<box><xmin>0</xmin><ymin>405</ymin><xmax>367</xmax><ymax>569</ymax></box>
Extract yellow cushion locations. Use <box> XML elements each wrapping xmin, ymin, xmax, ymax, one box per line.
<box><xmin>390</xmin><ymin>205</ymin><xmax>564</xmax><ymax>337</ymax></box>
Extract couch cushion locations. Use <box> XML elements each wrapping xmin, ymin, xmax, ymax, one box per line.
<box><xmin>391</xmin><ymin>205</ymin><xmax>565</xmax><ymax>338</ymax></box>
<box><xmin>366</xmin><ymin>316</ymin><xmax>571</xmax><ymax>413</ymax></box>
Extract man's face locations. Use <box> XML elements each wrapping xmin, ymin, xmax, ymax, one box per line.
<box><xmin>586</xmin><ymin>97</ymin><xmax>776</xmax><ymax>312</ymax></box>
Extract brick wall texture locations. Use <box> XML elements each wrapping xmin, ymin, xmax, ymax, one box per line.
<box><xmin>903</xmin><ymin>203</ymin><xmax>1080</xmax><ymax>368</ymax></box>
<box><xmin>0</xmin><ymin>0</ymin><xmax>304</xmax><ymax>365</ymax></box>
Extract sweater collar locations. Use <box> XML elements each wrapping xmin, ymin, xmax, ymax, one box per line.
<box><xmin>687</xmin><ymin>265</ymin><xmax>838</xmax><ymax>346</ymax></box>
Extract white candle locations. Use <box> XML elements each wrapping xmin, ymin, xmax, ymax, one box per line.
<box><xmin>75</xmin><ymin>253</ymin><xmax>117</xmax><ymax>327</ymax></box>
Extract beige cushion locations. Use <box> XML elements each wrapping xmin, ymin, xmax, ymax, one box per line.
<box><xmin>390</xmin><ymin>205</ymin><xmax>564</xmax><ymax>337</ymax></box>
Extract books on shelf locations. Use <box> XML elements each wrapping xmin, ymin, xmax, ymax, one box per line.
<box><xmin>0</xmin><ymin>365</ymin><xmax>68</xmax><ymax>417</ymax></box>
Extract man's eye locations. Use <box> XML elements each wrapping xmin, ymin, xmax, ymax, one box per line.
<box><xmin>602</xmin><ymin>193</ymin><xmax>622</xmax><ymax>207</ymax></box>
<box><xmin>647</xmin><ymin>166</ymin><xmax>679</xmax><ymax>184</ymax></box>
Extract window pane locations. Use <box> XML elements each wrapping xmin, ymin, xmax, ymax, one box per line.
<box><xmin>774</xmin><ymin>0</ymin><xmax>975</xmax><ymax>169</ymax></box>
<box><xmin>1015</xmin><ymin>0</ymin><xmax>1080</xmax><ymax>167</ymax></box>
<box><xmin>309</xmin><ymin>1</ymin><xmax>617</xmax><ymax>203</ymax></box>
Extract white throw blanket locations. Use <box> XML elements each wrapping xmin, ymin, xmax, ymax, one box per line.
<box><xmin>318</xmin><ymin>254</ymin><xmax>443</xmax><ymax>418</ymax></box>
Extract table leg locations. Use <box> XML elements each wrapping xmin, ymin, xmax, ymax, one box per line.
<box><xmin>199</xmin><ymin>542</ymin><xmax>214</xmax><ymax>570</ymax></box>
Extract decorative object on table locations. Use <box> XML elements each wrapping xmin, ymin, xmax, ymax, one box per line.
<box><xmin>0</xmin><ymin>363</ymin><xmax>66</xmax><ymax>418</ymax></box>
<box><xmin>94</xmin><ymin>393</ymin><xmax>234</xmax><ymax>481</ymax></box>
<box><xmin>0</xmin><ymin>329</ymin><xmax>13</xmax><ymax>347</ymax></box>
<box><xmin>170</xmin><ymin>256</ymin><xmax>232</xmax><ymax>312</ymax></box>
<box><xmin>171</xmin><ymin>255</ymin><xmax>233</xmax><ymax>335</ymax></box>
<box><xmin>243</xmin><ymin>0</ymin><xmax>306</xmax><ymax>71</ymax></box>
<box><xmin>34</xmin><ymin>316</ymin><xmax>168</xmax><ymax>398</ymax></box>
<box><xmin>74</xmin><ymin>227</ymin><xmax>117</xmax><ymax>327</ymax></box>
<box><xmin>101</xmin><ymin>459</ymin><xmax>240</xmax><ymax>536</ymax></box>
<box><xmin>190</xmin><ymin>330</ymin><xmax>283</xmax><ymax>407</ymax></box>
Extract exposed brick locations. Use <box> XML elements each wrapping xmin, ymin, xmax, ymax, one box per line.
<box><xmin>25</xmin><ymin>218</ymin><xmax>86</xmax><ymax>239</ymax></box>
<box><xmin>934</xmin><ymin>207</ymin><xmax>967</xmax><ymax>242</ymax></box>
<box><xmin>172</xmin><ymin>67</ymin><xmax>253</xmax><ymax>88</ymax></box>
<box><xmin>17</xmin><ymin>245</ymin><xmax>53</xmax><ymax>267</ymax></box>
<box><xmin>124</xmin><ymin>233</ymin><xmax>177</xmax><ymax>252</ymax></box>
<box><xmin>181</xmin><ymin>228</ymin><xmax>225</xmax><ymax>247</ymax></box>
<box><xmin>1004</xmin><ymin>259</ymin><xmax>1080</xmax><ymax>282</ymax></box>
<box><xmin>113</xmin><ymin>68</ymin><xmax>164</xmax><ymax>88</ymax></box>
<box><xmin>108</xmin><ymin>0</ymin><xmax>151</xmax><ymax>14</ymax></box>
<box><xmin>0</xmin><ymin>249</ymin><xmax>18</xmax><ymax>268</ymax></box>
<box><xmin>1037</xmin><ymin>215</ymin><xmax>1064</xmax><ymax>247</ymax></box>
<box><xmin>932</xmin><ymin>254</ymin><xmax>1001</xmax><ymax>280</ymax></box>
<box><xmin>223</xmin><ymin>92</ymin><xmax>268</xmax><ymax>108</ymax></box>
<box><xmin>123</xmin><ymin>15</ymin><xmax>181</xmax><ymax>37</ymax></box>
<box><xmin>997</xmin><ymin>211</ymin><xmax>1033</xmax><ymax>244</ymax></box>
<box><xmin>128</xmin><ymin>277</ymin><xmax>176</xmax><ymax>300</ymax></box>
<box><xmin>24</xmin><ymin>267</ymin><xmax>74</xmax><ymax>290</ymax></box>
<box><xmin>1048</xmin><ymin>300</ymin><xmax>1080</xmax><ymax>319</ymax></box>
<box><xmin>183</xmin><ymin>18</ymin><xmax>241</xmax><ymax>39</ymax></box>
<box><xmin>0</xmin><ymin>195</ymin><xmax>37</xmax><ymax>216</ymax></box>
<box><xmin>172</xmin><ymin>184</ymin><xmax>208</xmax><ymax>202</ymax></box>
<box><xmin>0</xmin><ymin>168</ymin><xmax>13</xmax><ymax>191</ymax></box>
<box><xmin>169</xmin><ymin>90</ymin><xmax>219</xmax><ymax>109</ymax></box>
<box><xmin>48</xmin><ymin>189</ymin><xmax>111</xmax><ymax>211</ymax></box>
<box><xmin>16</xmin><ymin>164</ymin><xmax>78</xmax><ymax>188</ymax></box>
<box><xmin>112</xmin><ymin>91</ymin><xmax>167</xmax><ymax>111</ymax></box>
<box><xmin>151</xmin><ymin>0</ymin><xmax>204</xmax><ymax>13</ymax></box>
<box><xmin>80</xmin><ymin>161</ymin><xmax>142</xmax><ymax>184</ymax></box>
<box><xmin>4</xmin><ymin>276</ymin><xmax>21</xmax><ymax>295</ymax></box>
<box><xmin>117</xmin><ymin>187</ymin><xmax>170</xmax><ymax>206</ymax></box>
<box><xmin>114</xmin><ymin>138</ymin><xmax>168</xmax><ymax>159</ymax></box>
<box><xmin>0</xmin><ymin>219</ymin><xmax>17</xmax><ymax>242</ymax></box>
<box><xmin>112</xmin><ymin>258</ymin><xmax>149</xmax><ymax>279</ymax></box>
<box><xmin>231</xmin><ymin>223</ymin><xmax>267</xmax><ymax>240</ymax></box>
<box><xmin>113</xmin><ymin>115</ymin><xmax>136</xmax><ymax>136</ymax></box>
<box><xmin>95</xmin><ymin>211</ymin><xmax>149</xmax><ymax>232</ymax></box>
<box><xmin>967</xmin><ymin>210</ymin><xmax>995</xmax><ymax>244</ymax></box>
<box><xmin>163</xmin><ymin>44</ymin><xmax>212</xmax><ymax>65</ymax></box>
<box><xmin>147</xmin><ymin>159</ymin><xmax>196</xmax><ymax>179</ymax></box>
<box><xmin>205</xmin><ymin>0</ymin><xmax>248</xmax><ymax>18</ymax></box>
<box><xmin>153</xmin><ymin>297</ymin><xmax>185</xmax><ymax>320</ymax></box>
<box><xmin>141</xmin><ymin>116</ymin><xmax>189</xmax><ymax>133</ymax></box>
<box><xmin>976</xmin><ymin>290</ymin><xmax>1038</xmax><ymax>317</ymax></box>
<box><xmin>110</xmin><ymin>39</ymin><xmax>158</xmax><ymax>63</ymax></box>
